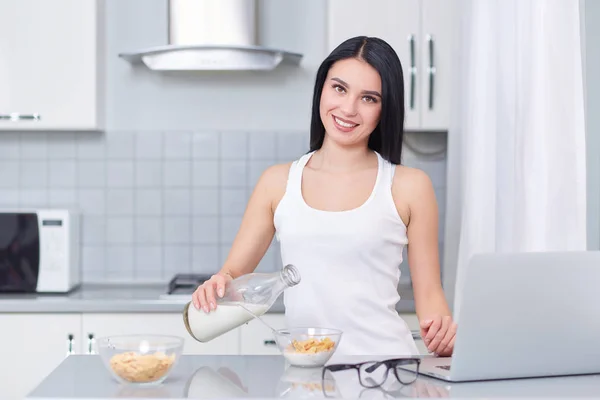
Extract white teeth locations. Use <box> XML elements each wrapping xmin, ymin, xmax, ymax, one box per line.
<box><xmin>334</xmin><ymin>117</ymin><xmax>357</xmax><ymax>128</ymax></box>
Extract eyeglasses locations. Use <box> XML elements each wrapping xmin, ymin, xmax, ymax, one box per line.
<box><xmin>322</xmin><ymin>358</ymin><xmax>421</xmax><ymax>389</ymax></box>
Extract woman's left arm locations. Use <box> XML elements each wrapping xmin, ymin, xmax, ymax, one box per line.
<box><xmin>393</xmin><ymin>166</ymin><xmax>457</xmax><ymax>357</ymax></box>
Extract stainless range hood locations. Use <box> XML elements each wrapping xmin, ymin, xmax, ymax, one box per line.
<box><xmin>118</xmin><ymin>0</ymin><xmax>303</xmax><ymax>71</ymax></box>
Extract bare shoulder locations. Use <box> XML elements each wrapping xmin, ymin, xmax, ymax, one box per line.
<box><xmin>392</xmin><ymin>165</ymin><xmax>437</xmax><ymax>225</ymax></box>
<box><xmin>258</xmin><ymin>162</ymin><xmax>293</xmax><ymax>190</ymax></box>
<box><xmin>393</xmin><ymin>165</ymin><xmax>434</xmax><ymax>193</ymax></box>
<box><xmin>260</xmin><ymin>162</ymin><xmax>293</xmax><ymax>180</ymax></box>
<box><xmin>253</xmin><ymin>162</ymin><xmax>294</xmax><ymax>212</ymax></box>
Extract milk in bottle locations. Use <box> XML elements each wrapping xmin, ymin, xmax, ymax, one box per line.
<box><xmin>183</xmin><ymin>264</ymin><xmax>300</xmax><ymax>342</ymax></box>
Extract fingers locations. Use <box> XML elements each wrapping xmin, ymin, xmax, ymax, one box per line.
<box><xmin>430</xmin><ymin>317</ymin><xmax>449</xmax><ymax>353</ymax></box>
<box><xmin>192</xmin><ymin>273</ymin><xmax>232</xmax><ymax>313</ymax></box>
<box><xmin>419</xmin><ymin>319</ymin><xmax>433</xmax><ymax>339</ymax></box>
<box><xmin>215</xmin><ymin>273</ymin><xmax>230</xmax><ymax>298</ymax></box>
<box><xmin>422</xmin><ymin>320</ymin><xmax>441</xmax><ymax>353</ymax></box>
<box><xmin>447</xmin><ymin>335</ymin><xmax>456</xmax><ymax>353</ymax></box>
<box><xmin>419</xmin><ymin>315</ymin><xmax>458</xmax><ymax>355</ymax></box>
<box><xmin>193</xmin><ymin>284</ymin><xmax>209</xmax><ymax>313</ymax></box>
<box><xmin>438</xmin><ymin>325</ymin><xmax>457</xmax><ymax>357</ymax></box>
<box><xmin>424</xmin><ymin>318</ymin><xmax>441</xmax><ymax>342</ymax></box>
<box><xmin>435</xmin><ymin>321</ymin><xmax>457</xmax><ymax>355</ymax></box>
<box><xmin>427</xmin><ymin>317</ymin><xmax>449</xmax><ymax>353</ymax></box>
<box><xmin>423</xmin><ymin>317</ymin><xmax>441</xmax><ymax>352</ymax></box>
<box><xmin>419</xmin><ymin>319</ymin><xmax>434</xmax><ymax>330</ymax></box>
<box><xmin>192</xmin><ymin>285</ymin><xmax>200</xmax><ymax>309</ymax></box>
<box><xmin>205</xmin><ymin>282</ymin><xmax>217</xmax><ymax>311</ymax></box>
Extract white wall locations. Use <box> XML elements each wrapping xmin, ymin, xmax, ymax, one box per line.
<box><xmin>104</xmin><ymin>0</ymin><xmax>327</xmax><ymax>131</ymax></box>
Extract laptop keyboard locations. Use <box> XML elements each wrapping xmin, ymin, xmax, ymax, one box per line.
<box><xmin>436</xmin><ymin>365</ymin><xmax>451</xmax><ymax>371</ymax></box>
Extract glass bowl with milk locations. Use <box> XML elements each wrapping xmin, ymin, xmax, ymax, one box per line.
<box><xmin>183</xmin><ymin>264</ymin><xmax>301</xmax><ymax>343</ymax></box>
<box><xmin>274</xmin><ymin>327</ymin><xmax>343</xmax><ymax>368</ymax></box>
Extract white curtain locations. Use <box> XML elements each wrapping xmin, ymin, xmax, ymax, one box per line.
<box><xmin>443</xmin><ymin>0</ymin><xmax>587</xmax><ymax>320</ymax></box>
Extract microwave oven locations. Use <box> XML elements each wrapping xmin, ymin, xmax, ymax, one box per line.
<box><xmin>0</xmin><ymin>209</ymin><xmax>80</xmax><ymax>293</ymax></box>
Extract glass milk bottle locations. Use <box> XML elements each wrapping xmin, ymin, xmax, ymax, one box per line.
<box><xmin>183</xmin><ymin>264</ymin><xmax>301</xmax><ymax>342</ymax></box>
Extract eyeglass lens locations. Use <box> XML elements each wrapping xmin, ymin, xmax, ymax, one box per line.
<box><xmin>358</xmin><ymin>362</ymin><xmax>390</xmax><ymax>387</ymax></box>
<box><xmin>393</xmin><ymin>360</ymin><xmax>419</xmax><ymax>385</ymax></box>
<box><xmin>357</xmin><ymin>360</ymin><xmax>420</xmax><ymax>387</ymax></box>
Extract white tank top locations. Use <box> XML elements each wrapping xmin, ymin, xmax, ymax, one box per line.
<box><xmin>273</xmin><ymin>150</ymin><xmax>419</xmax><ymax>357</ymax></box>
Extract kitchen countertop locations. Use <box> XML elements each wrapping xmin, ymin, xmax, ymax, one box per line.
<box><xmin>0</xmin><ymin>283</ymin><xmax>415</xmax><ymax>314</ymax></box>
<box><xmin>27</xmin><ymin>354</ymin><xmax>600</xmax><ymax>399</ymax></box>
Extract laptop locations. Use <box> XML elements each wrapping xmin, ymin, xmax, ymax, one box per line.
<box><xmin>402</xmin><ymin>251</ymin><xmax>600</xmax><ymax>382</ymax></box>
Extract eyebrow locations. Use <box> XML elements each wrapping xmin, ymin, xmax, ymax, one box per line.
<box><xmin>331</xmin><ymin>77</ymin><xmax>382</xmax><ymax>98</ymax></box>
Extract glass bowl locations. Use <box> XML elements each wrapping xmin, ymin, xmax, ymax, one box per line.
<box><xmin>96</xmin><ymin>334</ymin><xmax>184</xmax><ymax>386</ymax></box>
<box><xmin>273</xmin><ymin>327</ymin><xmax>343</xmax><ymax>368</ymax></box>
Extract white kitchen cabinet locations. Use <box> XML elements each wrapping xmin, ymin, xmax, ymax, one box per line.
<box><xmin>327</xmin><ymin>0</ymin><xmax>457</xmax><ymax>131</ymax></box>
<box><xmin>239</xmin><ymin>313</ymin><xmax>287</xmax><ymax>355</ymax></box>
<box><xmin>0</xmin><ymin>314</ymin><xmax>82</xmax><ymax>400</ymax></box>
<box><xmin>81</xmin><ymin>313</ymin><xmax>240</xmax><ymax>355</ymax></box>
<box><xmin>0</xmin><ymin>0</ymin><xmax>104</xmax><ymax>131</ymax></box>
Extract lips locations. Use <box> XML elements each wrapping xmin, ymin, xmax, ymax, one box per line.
<box><xmin>332</xmin><ymin>115</ymin><xmax>359</xmax><ymax>132</ymax></box>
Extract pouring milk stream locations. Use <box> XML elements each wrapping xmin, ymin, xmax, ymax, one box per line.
<box><xmin>183</xmin><ymin>264</ymin><xmax>301</xmax><ymax>342</ymax></box>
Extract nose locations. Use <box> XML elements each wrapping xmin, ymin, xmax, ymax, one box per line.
<box><xmin>339</xmin><ymin>96</ymin><xmax>358</xmax><ymax>117</ymax></box>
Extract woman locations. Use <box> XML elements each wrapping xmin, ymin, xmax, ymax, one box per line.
<box><xmin>192</xmin><ymin>36</ymin><xmax>457</xmax><ymax>357</ymax></box>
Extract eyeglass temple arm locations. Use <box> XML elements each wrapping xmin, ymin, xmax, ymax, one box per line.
<box><xmin>325</xmin><ymin>364</ymin><xmax>356</xmax><ymax>372</ymax></box>
<box><xmin>322</xmin><ymin>364</ymin><xmax>356</xmax><ymax>380</ymax></box>
<box><xmin>365</xmin><ymin>362</ymin><xmax>385</xmax><ymax>373</ymax></box>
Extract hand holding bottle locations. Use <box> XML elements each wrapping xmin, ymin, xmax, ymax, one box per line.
<box><xmin>192</xmin><ymin>272</ymin><xmax>233</xmax><ymax>313</ymax></box>
<box><xmin>184</xmin><ymin>265</ymin><xmax>300</xmax><ymax>343</ymax></box>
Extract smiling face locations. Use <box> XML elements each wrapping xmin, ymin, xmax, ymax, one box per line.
<box><xmin>319</xmin><ymin>57</ymin><xmax>383</xmax><ymax>148</ymax></box>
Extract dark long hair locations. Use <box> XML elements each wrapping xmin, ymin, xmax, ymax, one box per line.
<box><xmin>309</xmin><ymin>36</ymin><xmax>405</xmax><ymax>165</ymax></box>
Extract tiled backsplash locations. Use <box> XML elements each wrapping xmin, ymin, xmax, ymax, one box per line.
<box><xmin>0</xmin><ymin>130</ymin><xmax>446</xmax><ymax>284</ymax></box>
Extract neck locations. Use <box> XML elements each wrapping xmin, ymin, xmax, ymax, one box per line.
<box><xmin>313</xmin><ymin>135</ymin><xmax>373</xmax><ymax>172</ymax></box>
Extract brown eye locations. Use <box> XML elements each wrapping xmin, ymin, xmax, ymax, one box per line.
<box><xmin>333</xmin><ymin>84</ymin><xmax>346</xmax><ymax>94</ymax></box>
<box><xmin>363</xmin><ymin>96</ymin><xmax>377</xmax><ymax>103</ymax></box>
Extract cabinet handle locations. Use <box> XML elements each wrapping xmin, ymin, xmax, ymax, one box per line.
<box><xmin>66</xmin><ymin>334</ymin><xmax>75</xmax><ymax>356</ymax></box>
<box><xmin>87</xmin><ymin>333</ymin><xmax>96</xmax><ymax>354</ymax></box>
<box><xmin>0</xmin><ymin>113</ymin><xmax>41</xmax><ymax>121</ymax></box>
<box><xmin>426</xmin><ymin>34</ymin><xmax>436</xmax><ymax>110</ymax></box>
<box><xmin>408</xmin><ymin>34</ymin><xmax>416</xmax><ymax>110</ymax></box>
<box><xmin>264</xmin><ymin>340</ymin><xmax>277</xmax><ymax>346</ymax></box>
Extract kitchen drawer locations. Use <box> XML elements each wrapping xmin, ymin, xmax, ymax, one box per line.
<box><xmin>239</xmin><ymin>314</ymin><xmax>287</xmax><ymax>355</ymax></box>
<box><xmin>0</xmin><ymin>314</ymin><xmax>82</xmax><ymax>400</ymax></box>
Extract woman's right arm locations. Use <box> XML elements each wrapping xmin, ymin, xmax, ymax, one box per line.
<box><xmin>192</xmin><ymin>163</ymin><xmax>291</xmax><ymax>312</ymax></box>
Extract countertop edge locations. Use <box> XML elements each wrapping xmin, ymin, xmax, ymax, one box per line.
<box><xmin>0</xmin><ymin>283</ymin><xmax>416</xmax><ymax>314</ymax></box>
<box><xmin>26</xmin><ymin>355</ymin><xmax>600</xmax><ymax>400</ymax></box>
<box><xmin>0</xmin><ymin>300</ymin><xmax>415</xmax><ymax>314</ymax></box>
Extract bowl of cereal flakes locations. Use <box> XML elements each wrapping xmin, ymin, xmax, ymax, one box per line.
<box><xmin>273</xmin><ymin>328</ymin><xmax>342</xmax><ymax>368</ymax></box>
<box><xmin>97</xmin><ymin>335</ymin><xmax>183</xmax><ymax>386</ymax></box>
